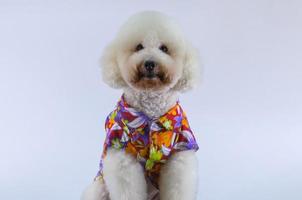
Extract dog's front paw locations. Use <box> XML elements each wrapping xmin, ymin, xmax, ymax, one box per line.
<box><xmin>81</xmin><ymin>179</ymin><xmax>109</xmax><ymax>200</ymax></box>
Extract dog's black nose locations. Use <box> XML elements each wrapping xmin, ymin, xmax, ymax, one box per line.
<box><xmin>144</xmin><ymin>60</ymin><xmax>155</xmax><ymax>72</ymax></box>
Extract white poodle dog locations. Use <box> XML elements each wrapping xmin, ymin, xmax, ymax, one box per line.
<box><xmin>82</xmin><ymin>11</ymin><xmax>200</xmax><ymax>200</ymax></box>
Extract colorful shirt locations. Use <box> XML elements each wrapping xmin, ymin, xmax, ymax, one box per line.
<box><xmin>96</xmin><ymin>95</ymin><xmax>199</xmax><ymax>188</ymax></box>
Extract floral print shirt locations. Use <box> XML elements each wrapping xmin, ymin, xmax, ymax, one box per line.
<box><xmin>96</xmin><ymin>95</ymin><xmax>199</xmax><ymax>188</ymax></box>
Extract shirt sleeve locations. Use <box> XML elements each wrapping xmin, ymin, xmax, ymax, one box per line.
<box><xmin>173</xmin><ymin>114</ymin><xmax>199</xmax><ymax>152</ymax></box>
<box><xmin>94</xmin><ymin>110</ymin><xmax>125</xmax><ymax>180</ymax></box>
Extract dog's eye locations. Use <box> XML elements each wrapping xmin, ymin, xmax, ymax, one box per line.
<box><xmin>159</xmin><ymin>44</ymin><xmax>169</xmax><ymax>54</ymax></box>
<box><xmin>135</xmin><ymin>44</ymin><xmax>144</xmax><ymax>52</ymax></box>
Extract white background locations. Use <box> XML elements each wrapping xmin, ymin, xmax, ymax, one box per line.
<box><xmin>0</xmin><ymin>1</ymin><xmax>301</xmax><ymax>199</ymax></box>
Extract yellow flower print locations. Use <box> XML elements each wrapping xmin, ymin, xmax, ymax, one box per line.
<box><xmin>146</xmin><ymin>159</ymin><xmax>154</xmax><ymax>170</ymax></box>
<box><xmin>159</xmin><ymin>116</ymin><xmax>167</xmax><ymax>123</ymax></box>
<box><xmin>163</xmin><ymin>120</ymin><xmax>173</xmax><ymax>130</ymax></box>
<box><xmin>159</xmin><ymin>116</ymin><xmax>173</xmax><ymax>130</ymax></box>
<box><xmin>111</xmin><ymin>138</ymin><xmax>122</xmax><ymax>149</ymax></box>
<box><xmin>146</xmin><ymin>146</ymin><xmax>163</xmax><ymax>170</ymax></box>
<box><xmin>149</xmin><ymin>146</ymin><xmax>163</xmax><ymax>161</ymax></box>
<box><xmin>110</xmin><ymin>110</ymin><xmax>117</xmax><ymax>120</ymax></box>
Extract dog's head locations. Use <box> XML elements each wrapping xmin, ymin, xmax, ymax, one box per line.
<box><xmin>101</xmin><ymin>11</ymin><xmax>200</xmax><ymax>92</ymax></box>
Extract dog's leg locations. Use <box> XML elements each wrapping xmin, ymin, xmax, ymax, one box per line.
<box><xmin>103</xmin><ymin>149</ymin><xmax>147</xmax><ymax>200</ymax></box>
<box><xmin>159</xmin><ymin>150</ymin><xmax>198</xmax><ymax>200</ymax></box>
<box><xmin>81</xmin><ymin>179</ymin><xmax>109</xmax><ymax>200</ymax></box>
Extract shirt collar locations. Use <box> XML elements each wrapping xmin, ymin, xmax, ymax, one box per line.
<box><xmin>116</xmin><ymin>95</ymin><xmax>183</xmax><ymax>132</ymax></box>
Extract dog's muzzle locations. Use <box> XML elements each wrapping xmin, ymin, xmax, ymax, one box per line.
<box><xmin>143</xmin><ymin>60</ymin><xmax>157</xmax><ymax>78</ymax></box>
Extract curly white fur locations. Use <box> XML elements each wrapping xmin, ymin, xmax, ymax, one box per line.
<box><xmin>103</xmin><ymin>150</ymin><xmax>147</xmax><ymax>200</ymax></box>
<box><xmin>82</xmin><ymin>11</ymin><xmax>200</xmax><ymax>200</ymax></box>
<box><xmin>81</xmin><ymin>179</ymin><xmax>109</xmax><ymax>200</ymax></box>
<box><xmin>101</xmin><ymin>11</ymin><xmax>200</xmax><ymax>92</ymax></box>
<box><xmin>123</xmin><ymin>88</ymin><xmax>179</xmax><ymax>118</ymax></box>
<box><xmin>159</xmin><ymin>150</ymin><xmax>198</xmax><ymax>200</ymax></box>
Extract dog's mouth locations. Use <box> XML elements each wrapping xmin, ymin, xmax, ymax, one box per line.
<box><xmin>137</xmin><ymin>70</ymin><xmax>165</xmax><ymax>81</ymax></box>
<box><xmin>130</xmin><ymin>64</ymin><xmax>172</xmax><ymax>89</ymax></box>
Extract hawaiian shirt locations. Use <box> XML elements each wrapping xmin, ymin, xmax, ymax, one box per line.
<box><xmin>96</xmin><ymin>95</ymin><xmax>199</xmax><ymax>188</ymax></box>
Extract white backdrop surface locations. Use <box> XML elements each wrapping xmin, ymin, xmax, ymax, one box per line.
<box><xmin>0</xmin><ymin>1</ymin><xmax>301</xmax><ymax>200</ymax></box>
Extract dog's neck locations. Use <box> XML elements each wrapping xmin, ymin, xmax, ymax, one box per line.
<box><xmin>123</xmin><ymin>88</ymin><xmax>179</xmax><ymax>118</ymax></box>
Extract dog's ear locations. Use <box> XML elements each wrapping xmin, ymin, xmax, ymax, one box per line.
<box><xmin>173</xmin><ymin>42</ymin><xmax>201</xmax><ymax>92</ymax></box>
<box><xmin>101</xmin><ymin>43</ymin><xmax>127</xmax><ymax>88</ymax></box>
